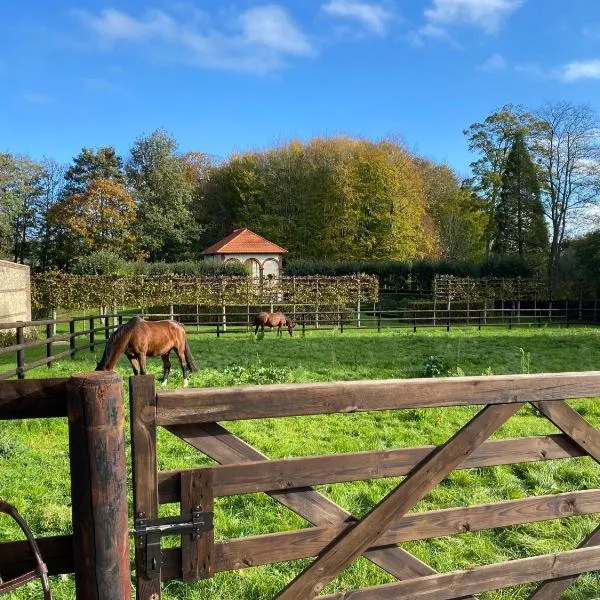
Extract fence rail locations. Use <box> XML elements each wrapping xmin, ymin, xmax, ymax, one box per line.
<box><xmin>2</xmin><ymin>302</ymin><xmax>600</xmax><ymax>380</ymax></box>
<box><xmin>130</xmin><ymin>371</ymin><xmax>600</xmax><ymax>599</ymax></box>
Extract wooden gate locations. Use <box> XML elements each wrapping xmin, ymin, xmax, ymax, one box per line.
<box><xmin>130</xmin><ymin>372</ymin><xmax>600</xmax><ymax>599</ymax></box>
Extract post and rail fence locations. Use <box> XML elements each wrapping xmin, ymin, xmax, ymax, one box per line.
<box><xmin>2</xmin><ymin>301</ymin><xmax>600</xmax><ymax>380</ymax></box>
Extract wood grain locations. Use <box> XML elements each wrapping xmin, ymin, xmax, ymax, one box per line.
<box><xmin>156</xmin><ymin>372</ymin><xmax>600</xmax><ymax>424</ymax></box>
<box><xmin>275</xmin><ymin>403</ymin><xmax>520</xmax><ymax>599</ymax></box>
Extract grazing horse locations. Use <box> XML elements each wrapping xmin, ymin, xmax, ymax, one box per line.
<box><xmin>254</xmin><ymin>311</ymin><xmax>295</xmax><ymax>336</ymax></box>
<box><xmin>96</xmin><ymin>316</ymin><xmax>198</xmax><ymax>387</ymax></box>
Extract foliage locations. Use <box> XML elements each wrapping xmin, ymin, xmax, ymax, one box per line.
<box><xmin>415</xmin><ymin>158</ymin><xmax>487</xmax><ymax>260</ymax></box>
<box><xmin>286</xmin><ymin>257</ymin><xmax>533</xmax><ymax>291</ymax></box>
<box><xmin>127</xmin><ymin>129</ymin><xmax>199</xmax><ymax>261</ymax></box>
<box><xmin>30</xmin><ymin>274</ymin><xmax>378</xmax><ymax>310</ymax></box>
<box><xmin>72</xmin><ymin>251</ymin><xmax>127</xmax><ymax>275</ymax></box>
<box><xmin>48</xmin><ymin>178</ymin><xmax>137</xmax><ymax>255</ymax></box>
<box><xmin>420</xmin><ymin>355</ymin><xmax>450</xmax><ymax>377</ymax></box>
<box><xmin>62</xmin><ymin>147</ymin><xmax>124</xmax><ymax>196</ymax></box>
<box><xmin>198</xmin><ymin>137</ymin><xmax>435</xmax><ymax>262</ymax></box>
<box><xmin>464</xmin><ymin>104</ymin><xmax>543</xmax><ymax>256</ymax></box>
<box><xmin>495</xmin><ymin>131</ymin><xmax>548</xmax><ymax>266</ymax></box>
<box><xmin>202</xmin><ymin>360</ymin><xmax>292</xmax><ymax>386</ymax></box>
<box><xmin>434</xmin><ymin>275</ymin><xmax>547</xmax><ymax>302</ymax></box>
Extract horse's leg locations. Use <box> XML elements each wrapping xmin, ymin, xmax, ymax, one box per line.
<box><xmin>161</xmin><ymin>353</ymin><xmax>171</xmax><ymax>388</ymax></box>
<box><xmin>176</xmin><ymin>345</ymin><xmax>189</xmax><ymax>388</ymax></box>
<box><xmin>254</xmin><ymin>323</ymin><xmax>259</xmax><ymax>335</ymax></box>
<box><xmin>139</xmin><ymin>353</ymin><xmax>147</xmax><ymax>376</ymax></box>
<box><xmin>129</xmin><ymin>356</ymin><xmax>140</xmax><ymax>376</ymax></box>
<box><xmin>278</xmin><ymin>324</ymin><xmax>282</xmax><ymax>336</ymax></box>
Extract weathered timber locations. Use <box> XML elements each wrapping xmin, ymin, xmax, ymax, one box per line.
<box><xmin>319</xmin><ymin>545</ymin><xmax>600</xmax><ymax>600</ymax></box>
<box><xmin>130</xmin><ymin>375</ymin><xmax>161</xmax><ymax>600</ymax></box>
<box><xmin>159</xmin><ymin>489</ymin><xmax>600</xmax><ymax>577</ymax></box>
<box><xmin>165</xmin><ymin>422</ymin><xmax>440</xmax><ymax>583</ymax></box>
<box><xmin>533</xmin><ymin>400</ymin><xmax>600</xmax><ymax>463</ymax></box>
<box><xmin>157</xmin><ymin>434</ymin><xmax>583</xmax><ymax>501</ymax></box>
<box><xmin>528</xmin><ymin>524</ymin><xmax>600</xmax><ymax>599</ymax></box>
<box><xmin>276</xmin><ymin>403</ymin><xmax>520</xmax><ymax>599</ymax></box>
<box><xmin>156</xmin><ymin>372</ymin><xmax>600</xmax><ymax>424</ymax></box>
<box><xmin>181</xmin><ymin>470</ymin><xmax>213</xmax><ymax>581</ymax></box>
<box><xmin>67</xmin><ymin>371</ymin><xmax>131</xmax><ymax>600</ymax></box>
<box><xmin>0</xmin><ymin>378</ymin><xmax>68</xmax><ymax>419</ymax></box>
<box><xmin>0</xmin><ymin>535</ymin><xmax>73</xmax><ymax>579</ymax></box>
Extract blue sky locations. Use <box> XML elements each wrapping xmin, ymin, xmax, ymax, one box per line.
<box><xmin>1</xmin><ymin>0</ymin><xmax>599</xmax><ymax>175</ymax></box>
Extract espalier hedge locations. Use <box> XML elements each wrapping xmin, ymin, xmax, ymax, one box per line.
<box><xmin>31</xmin><ymin>274</ymin><xmax>379</xmax><ymax>311</ymax></box>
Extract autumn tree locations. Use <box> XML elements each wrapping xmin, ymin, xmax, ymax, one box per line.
<box><xmin>48</xmin><ymin>179</ymin><xmax>137</xmax><ymax>255</ymax></box>
<box><xmin>416</xmin><ymin>158</ymin><xmax>486</xmax><ymax>260</ymax></box>
<box><xmin>199</xmin><ymin>137</ymin><xmax>435</xmax><ymax>261</ymax></box>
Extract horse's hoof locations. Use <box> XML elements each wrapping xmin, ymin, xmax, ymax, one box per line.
<box><xmin>184</xmin><ymin>379</ymin><xmax>189</xmax><ymax>388</ymax></box>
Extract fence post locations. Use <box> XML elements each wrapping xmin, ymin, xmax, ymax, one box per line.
<box><xmin>478</xmin><ymin>310</ymin><xmax>482</xmax><ymax>331</ymax></box>
<box><xmin>16</xmin><ymin>323</ymin><xmax>25</xmax><ymax>380</ymax></box>
<box><xmin>216</xmin><ymin>314</ymin><xmax>220</xmax><ymax>338</ymax></box>
<box><xmin>89</xmin><ymin>317</ymin><xmax>95</xmax><ymax>353</ymax></box>
<box><xmin>377</xmin><ymin>312</ymin><xmax>381</xmax><ymax>333</ymax></box>
<box><xmin>446</xmin><ymin>310</ymin><xmax>450</xmax><ymax>332</ymax></box>
<box><xmin>70</xmin><ymin>319</ymin><xmax>76</xmax><ymax>359</ymax></box>
<box><xmin>413</xmin><ymin>310</ymin><xmax>417</xmax><ymax>333</ymax></box>
<box><xmin>118</xmin><ymin>314</ymin><xmax>123</xmax><ymax>327</ymax></box>
<box><xmin>509</xmin><ymin>311</ymin><xmax>512</xmax><ymax>330</ymax></box>
<box><xmin>46</xmin><ymin>323</ymin><xmax>53</xmax><ymax>368</ymax></box>
<box><xmin>104</xmin><ymin>315</ymin><xmax>109</xmax><ymax>341</ymax></box>
<box><xmin>302</xmin><ymin>315</ymin><xmax>306</xmax><ymax>337</ymax></box>
<box><xmin>67</xmin><ymin>371</ymin><xmax>131</xmax><ymax>600</ymax></box>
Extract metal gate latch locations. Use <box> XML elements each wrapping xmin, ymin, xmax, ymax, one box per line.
<box><xmin>131</xmin><ymin>508</ymin><xmax>213</xmax><ymax>578</ymax></box>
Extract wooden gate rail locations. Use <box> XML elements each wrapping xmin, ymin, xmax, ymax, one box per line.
<box><xmin>130</xmin><ymin>371</ymin><xmax>600</xmax><ymax>600</ymax></box>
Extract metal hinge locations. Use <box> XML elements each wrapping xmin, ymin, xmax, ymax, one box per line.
<box><xmin>131</xmin><ymin>508</ymin><xmax>213</xmax><ymax>579</ymax></box>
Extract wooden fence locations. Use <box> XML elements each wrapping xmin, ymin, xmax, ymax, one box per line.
<box><xmin>131</xmin><ymin>371</ymin><xmax>600</xmax><ymax>599</ymax></box>
<box><xmin>2</xmin><ymin>303</ymin><xmax>600</xmax><ymax>381</ymax></box>
<box><xmin>0</xmin><ymin>373</ymin><xmax>130</xmax><ymax>599</ymax></box>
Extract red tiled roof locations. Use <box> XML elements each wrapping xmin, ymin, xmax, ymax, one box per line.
<box><xmin>201</xmin><ymin>228</ymin><xmax>288</xmax><ymax>255</ymax></box>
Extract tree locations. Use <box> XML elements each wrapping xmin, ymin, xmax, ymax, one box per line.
<box><xmin>416</xmin><ymin>159</ymin><xmax>486</xmax><ymax>261</ymax></box>
<box><xmin>32</xmin><ymin>158</ymin><xmax>66</xmax><ymax>270</ymax></box>
<box><xmin>495</xmin><ymin>132</ymin><xmax>548</xmax><ymax>268</ymax></box>
<box><xmin>48</xmin><ymin>179</ymin><xmax>137</xmax><ymax>255</ymax></box>
<box><xmin>531</xmin><ymin>101</ymin><xmax>600</xmax><ymax>293</ymax></box>
<box><xmin>464</xmin><ymin>104</ymin><xmax>541</xmax><ymax>257</ymax></box>
<box><xmin>127</xmin><ymin>130</ymin><xmax>198</xmax><ymax>261</ymax></box>
<box><xmin>0</xmin><ymin>153</ymin><xmax>44</xmax><ymax>263</ymax></box>
<box><xmin>199</xmin><ymin>137</ymin><xmax>435</xmax><ymax>261</ymax></box>
<box><xmin>63</xmin><ymin>147</ymin><xmax>124</xmax><ymax>196</ymax></box>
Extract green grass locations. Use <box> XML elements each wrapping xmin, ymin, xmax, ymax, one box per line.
<box><xmin>2</xmin><ymin>327</ymin><xmax>600</xmax><ymax>599</ymax></box>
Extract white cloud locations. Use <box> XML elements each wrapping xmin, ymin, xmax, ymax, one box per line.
<box><xmin>479</xmin><ymin>52</ymin><xmax>506</xmax><ymax>71</ymax></box>
<box><xmin>321</xmin><ymin>0</ymin><xmax>393</xmax><ymax>36</ymax></box>
<box><xmin>72</xmin><ymin>5</ymin><xmax>314</xmax><ymax>74</ymax></box>
<box><xmin>560</xmin><ymin>59</ymin><xmax>600</xmax><ymax>82</ymax></box>
<box><xmin>419</xmin><ymin>0</ymin><xmax>524</xmax><ymax>40</ymax></box>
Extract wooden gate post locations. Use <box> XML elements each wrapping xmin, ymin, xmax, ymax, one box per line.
<box><xmin>67</xmin><ymin>371</ymin><xmax>131</xmax><ymax>600</ymax></box>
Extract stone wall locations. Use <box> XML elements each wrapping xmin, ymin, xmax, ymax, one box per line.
<box><xmin>0</xmin><ymin>261</ymin><xmax>31</xmax><ymax>323</ymax></box>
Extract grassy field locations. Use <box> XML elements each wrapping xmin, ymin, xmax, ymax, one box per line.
<box><xmin>2</xmin><ymin>326</ymin><xmax>600</xmax><ymax>599</ymax></box>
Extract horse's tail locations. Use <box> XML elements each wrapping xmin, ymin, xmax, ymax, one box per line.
<box><xmin>96</xmin><ymin>316</ymin><xmax>142</xmax><ymax>371</ymax></box>
<box><xmin>184</xmin><ymin>341</ymin><xmax>199</xmax><ymax>372</ymax></box>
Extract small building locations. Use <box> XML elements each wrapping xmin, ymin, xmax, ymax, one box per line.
<box><xmin>200</xmin><ymin>228</ymin><xmax>287</xmax><ymax>279</ymax></box>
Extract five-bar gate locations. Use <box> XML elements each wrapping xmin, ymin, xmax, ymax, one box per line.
<box><xmin>130</xmin><ymin>372</ymin><xmax>600</xmax><ymax>599</ymax></box>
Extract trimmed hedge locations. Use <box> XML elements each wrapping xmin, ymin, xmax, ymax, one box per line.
<box><xmin>285</xmin><ymin>257</ymin><xmax>533</xmax><ymax>290</ymax></box>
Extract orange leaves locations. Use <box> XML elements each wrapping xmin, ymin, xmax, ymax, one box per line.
<box><xmin>48</xmin><ymin>178</ymin><xmax>137</xmax><ymax>254</ymax></box>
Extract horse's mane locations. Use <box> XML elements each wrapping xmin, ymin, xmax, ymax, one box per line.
<box><xmin>96</xmin><ymin>316</ymin><xmax>143</xmax><ymax>370</ymax></box>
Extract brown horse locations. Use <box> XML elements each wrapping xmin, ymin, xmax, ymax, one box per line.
<box><xmin>96</xmin><ymin>316</ymin><xmax>198</xmax><ymax>387</ymax></box>
<box><xmin>254</xmin><ymin>311</ymin><xmax>295</xmax><ymax>336</ymax></box>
